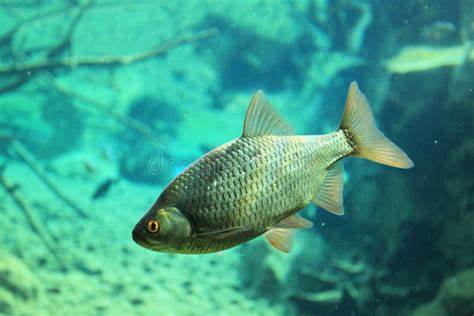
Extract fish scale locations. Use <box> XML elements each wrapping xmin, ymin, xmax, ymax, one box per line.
<box><xmin>155</xmin><ymin>134</ymin><xmax>351</xmax><ymax>253</ymax></box>
<box><xmin>163</xmin><ymin>133</ymin><xmax>351</xmax><ymax>236</ymax></box>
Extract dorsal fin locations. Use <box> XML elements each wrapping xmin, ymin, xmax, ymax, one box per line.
<box><xmin>312</xmin><ymin>162</ymin><xmax>345</xmax><ymax>215</ymax></box>
<box><xmin>242</xmin><ymin>90</ymin><xmax>293</xmax><ymax>137</ymax></box>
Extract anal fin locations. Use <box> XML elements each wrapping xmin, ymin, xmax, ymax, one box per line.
<box><xmin>264</xmin><ymin>214</ymin><xmax>313</xmax><ymax>253</ymax></box>
<box><xmin>264</xmin><ymin>228</ymin><xmax>294</xmax><ymax>253</ymax></box>
<box><xmin>312</xmin><ymin>161</ymin><xmax>345</xmax><ymax>215</ymax></box>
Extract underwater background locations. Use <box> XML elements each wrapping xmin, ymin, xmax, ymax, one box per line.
<box><xmin>0</xmin><ymin>0</ymin><xmax>473</xmax><ymax>315</ymax></box>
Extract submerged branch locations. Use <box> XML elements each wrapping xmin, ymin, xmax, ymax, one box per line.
<box><xmin>9</xmin><ymin>139</ymin><xmax>89</xmax><ymax>218</ymax></box>
<box><xmin>47</xmin><ymin>1</ymin><xmax>93</xmax><ymax>59</ymax></box>
<box><xmin>0</xmin><ymin>28</ymin><xmax>219</xmax><ymax>76</ymax></box>
<box><xmin>44</xmin><ymin>75</ymin><xmax>162</xmax><ymax>149</ymax></box>
<box><xmin>0</xmin><ymin>164</ymin><xmax>67</xmax><ymax>271</ymax></box>
<box><xmin>0</xmin><ymin>4</ymin><xmax>76</xmax><ymax>47</ymax></box>
<box><xmin>0</xmin><ymin>1</ymin><xmax>93</xmax><ymax>94</ymax></box>
<box><xmin>0</xmin><ymin>75</ymin><xmax>29</xmax><ymax>94</ymax></box>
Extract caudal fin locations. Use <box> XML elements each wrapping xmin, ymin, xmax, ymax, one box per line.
<box><xmin>339</xmin><ymin>82</ymin><xmax>414</xmax><ymax>169</ymax></box>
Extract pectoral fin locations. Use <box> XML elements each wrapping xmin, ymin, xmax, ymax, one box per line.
<box><xmin>312</xmin><ymin>161</ymin><xmax>345</xmax><ymax>215</ymax></box>
<box><xmin>196</xmin><ymin>226</ymin><xmax>250</xmax><ymax>240</ymax></box>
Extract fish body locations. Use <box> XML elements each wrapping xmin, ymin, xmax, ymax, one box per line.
<box><xmin>92</xmin><ymin>178</ymin><xmax>118</xmax><ymax>200</ymax></box>
<box><xmin>155</xmin><ymin>133</ymin><xmax>350</xmax><ymax>253</ymax></box>
<box><xmin>132</xmin><ymin>82</ymin><xmax>413</xmax><ymax>254</ymax></box>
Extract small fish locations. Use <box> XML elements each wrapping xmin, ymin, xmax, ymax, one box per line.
<box><xmin>421</xmin><ymin>21</ymin><xmax>456</xmax><ymax>42</ymax></box>
<box><xmin>92</xmin><ymin>178</ymin><xmax>118</xmax><ymax>200</ymax></box>
<box><xmin>132</xmin><ymin>82</ymin><xmax>413</xmax><ymax>254</ymax></box>
<box><xmin>82</xmin><ymin>159</ymin><xmax>96</xmax><ymax>175</ymax></box>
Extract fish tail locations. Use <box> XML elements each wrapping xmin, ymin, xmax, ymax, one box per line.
<box><xmin>338</xmin><ymin>82</ymin><xmax>414</xmax><ymax>169</ymax></box>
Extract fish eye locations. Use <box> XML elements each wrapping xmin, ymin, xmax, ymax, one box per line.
<box><xmin>146</xmin><ymin>220</ymin><xmax>160</xmax><ymax>233</ymax></box>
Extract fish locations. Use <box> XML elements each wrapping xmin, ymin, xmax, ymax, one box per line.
<box><xmin>91</xmin><ymin>178</ymin><xmax>119</xmax><ymax>200</ymax></box>
<box><xmin>421</xmin><ymin>21</ymin><xmax>456</xmax><ymax>42</ymax></box>
<box><xmin>132</xmin><ymin>82</ymin><xmax>414</xmax><ymax>254</ymax></box>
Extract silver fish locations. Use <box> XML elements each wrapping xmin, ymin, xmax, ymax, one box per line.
<box><xmin>132</xmin><ymin>82</ymin><xmax>413</xmax><ymax>254</ymax></box>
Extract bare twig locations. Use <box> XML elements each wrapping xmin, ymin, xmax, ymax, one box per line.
<box><xmin>0</xmin><ymin>75</ymin><xmax>29</xmax><ymax>94</ymax></box>
<box><xmin>0</xmin><ymin>2</ymin><xmax>94</xmax><ymax>94</ymax></box>
<box><xmin>9</xmin><ymin>139</ymin><xmax>89</xmax><ymax>218</ymax></box>
<box><xmin>47</xmin><ymin>1</ymin><xmax>94</xmax><ymax>59</ymax></box>
<box><xmin>43</xmin><ymin>75</ymin><xmax>162</xmax><ymax>149</ymax></box>
<box><xmin>0</xmin><ymin>164</ymin><xmax>67</xmax><ymax>271</ymax></box>
<box><xmin>0</xmin><ymin>27</ymin><xmax>218</xmax><ymax>94</ymax></box>
<box><xmin>5</xmin><ymin>2</ymin><xmax>91</xmax><ymax>95</ymax></box>
<box><xmin>0</xmin><ymin>4</ymin><xmax>75</xmax><ymax>47</ymax></box>
<box><xmin>0</xmin><ymin>28</ymin><xmax>219</xmax><ymax>76</ymax></box>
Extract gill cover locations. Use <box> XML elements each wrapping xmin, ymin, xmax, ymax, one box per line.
<box><xmin>156</xmin><ymin>207</ymin><xmax>192</xmax><ymax>241</ymax></box>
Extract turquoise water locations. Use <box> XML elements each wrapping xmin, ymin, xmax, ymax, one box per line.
<box><xmin>0</xmin><ymin>1</ymin><xmax>473</xmax><ymax>315</ymax></box>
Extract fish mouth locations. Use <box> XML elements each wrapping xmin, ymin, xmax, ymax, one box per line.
<box><xmin>132</xmin><ymin>229</ymin><xmax>150</xmax><ymax>248</ymax></box>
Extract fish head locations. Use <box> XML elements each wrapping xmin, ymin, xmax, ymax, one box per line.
<box><xmin>132</xmin><ymin>206</ymin><xmax>192</xmax><ymax>252</ymax></box>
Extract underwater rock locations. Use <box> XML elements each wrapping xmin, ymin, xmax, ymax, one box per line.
<box><xmin>119</xmin><ymin>147</ymin><xmax>178</xmax><ymax>185</ymax></box>
<box><xmin>239</xmin><ymin>241</ymin><xmax>286</xmax><ymax>300</ymax></box>
<box><xmin>239</xmin><ymin>240</ymin><xmax>296</xmax><ymax>301</ymax></box>
<box><xmin>0</xmin><ymin>252</ymin><xmax>39</xmax><ymax>313</ymax></box>
<box><xmin>210</xmin><ymin>24</ymin><xmax>302</xmax><ymax>92</ymax></box>
<box><xmin>239</xmin><ymin>230</ymin><xmax>328</xmax><ymax>305</ymax></box>
<box><xmin>40</xmin><ymin>95</ymin><xmax>84</xmax><ymax>158</ymax></box>
<box><xmin>286</xmin><ymin>230</ymin><xmax>329</xmax><ymax>292</ymax></box>
<box><xmin>119</xmin><ymin>96</ymin><xmax>183</xmax><ymax>184</ymax></box>
<box><xmin>410</xmin><ymin>302</ymin><xmax>445</xmax><ymax>316</ymax></box>
<box><xmin>411</xmin><ymin>268</ymin><xmax>474</xmax><ymax>316</ymax></box>
<box><xmin>439</xmin><ymin>268</ymin><xmax>474</xmax><ymax>315</ymax></box>
<box><xmin>127</xmin><ymin>96</ymin><xmax>181</xmax><ymax>135</ymax></box>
